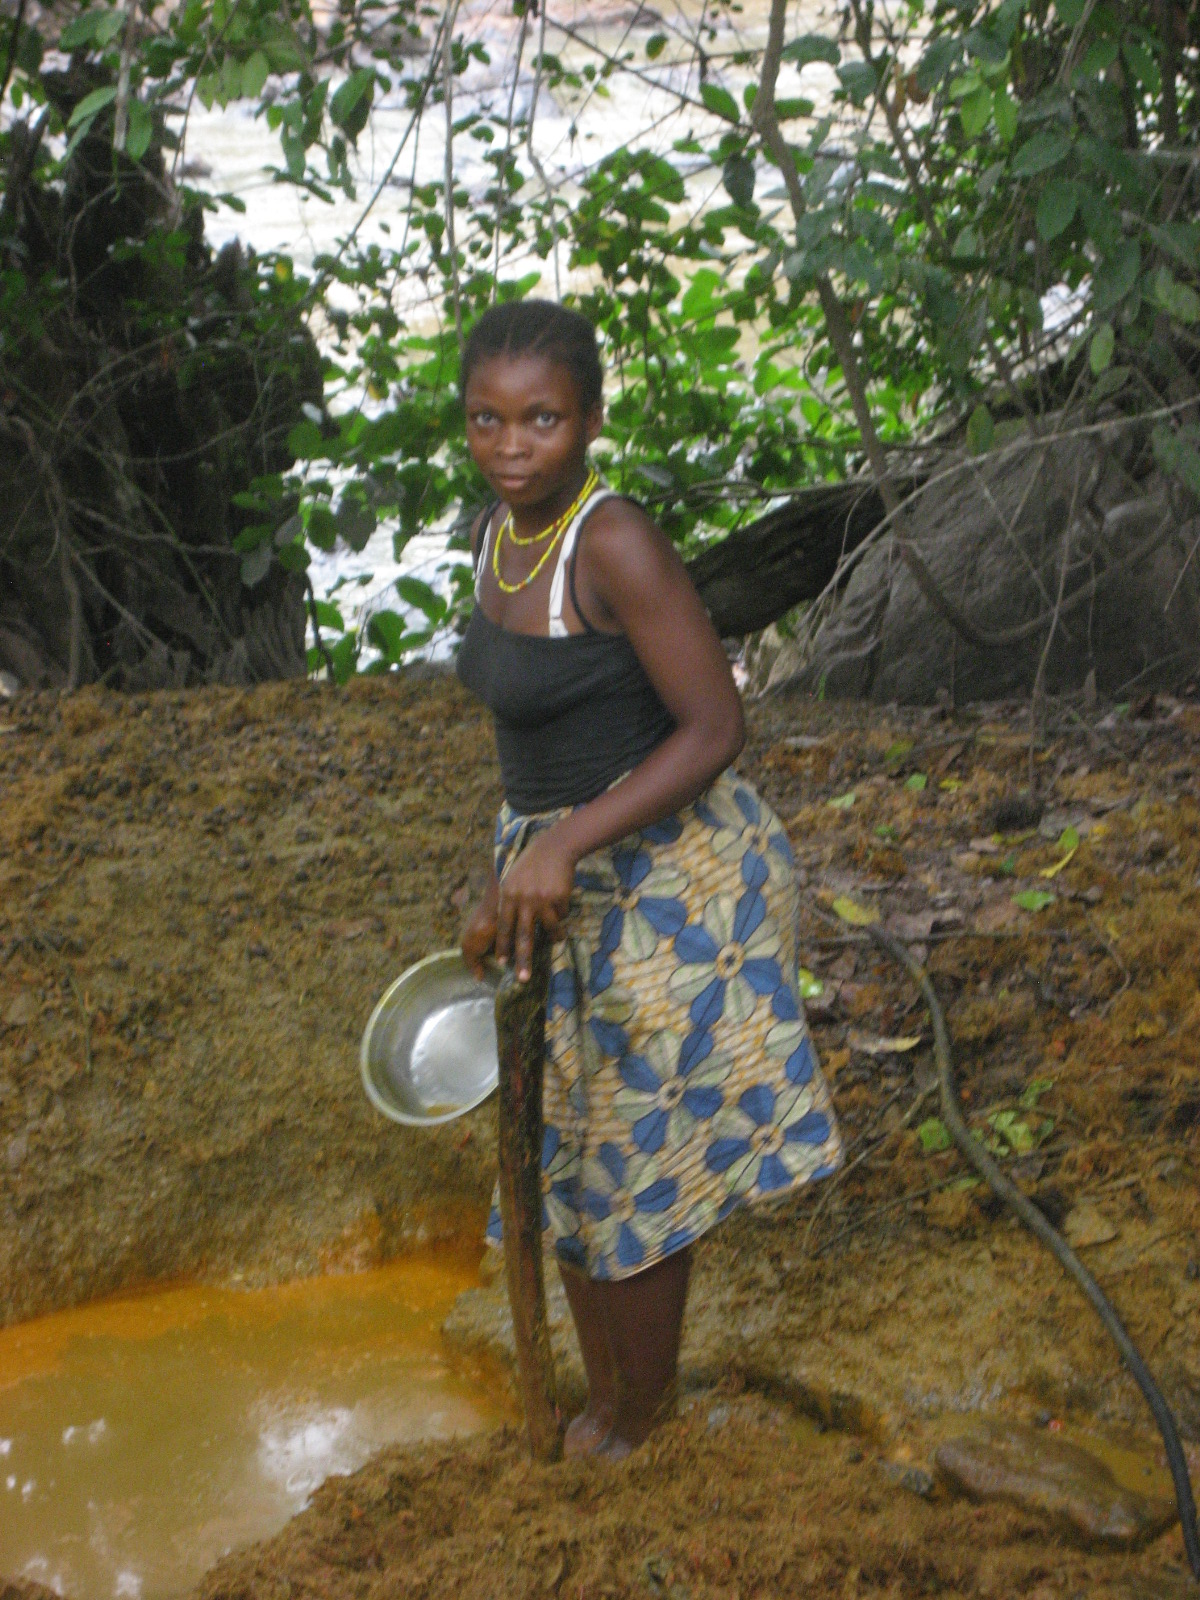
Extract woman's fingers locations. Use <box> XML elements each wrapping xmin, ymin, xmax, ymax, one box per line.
<box><xmin>495</xmin><ymin>890</ymin><xmax>517</xmax><ymax>968</ymax></box>
<box><xmin>513</xmin><ymin>902</ymin><xmax>537</xmax><ymax>982</ymax></box>
<box><xmin>496</xmin><ymin>890</ymin><xmax>566</xmax><ymax>979</ymax></box>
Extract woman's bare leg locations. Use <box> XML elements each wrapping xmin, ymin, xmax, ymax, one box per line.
<box><xmin>559</xmin><ymin>1263</ymin><xmax>617</xmax><ymax>1455</ymax></box>
<box><xmin>597</xmin><ymin>1246</ymin><xmax>692</xmax><ymax>1456</ymax></box>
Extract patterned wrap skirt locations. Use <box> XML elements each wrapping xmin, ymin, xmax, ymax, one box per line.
<box><xmin>485</xmin><ymin>768</ymin><xmax>843</xmax><ymax>1281</ymax></box>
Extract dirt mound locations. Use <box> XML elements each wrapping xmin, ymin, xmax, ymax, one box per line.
<box><xmin>2</xmin><ymin>675</ymin><xmax>1200</xmax><ymax>1596</ymax></box>
<box><xmin>194</xmin><ymin>1396</ymin><xmax>1192</xmax><ymax>1600</ymax></box>
<box><xmin>0</xmin><ymin>674</ymin><xmax>501</xmax><ymax>1322</ymax></box>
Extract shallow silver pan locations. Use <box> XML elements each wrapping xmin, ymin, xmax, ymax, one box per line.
<box><xmin>360</xmin><ymin>950</ymin><xmax>501</xmax><ymax>1126</ymax></box>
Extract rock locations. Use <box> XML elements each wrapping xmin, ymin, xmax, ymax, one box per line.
<box><xmin>1062</xmin><ymin>1202</ymin><xmax>1120</xmax><ymax>1248</ymax></box>
<box><xmin>881</xmin><ymin>1459</ymin><xmax>936</xmax><ymax>1498</ymax></box>
<box><xmin>934</xmin><ymin>1420</ymin><xmax>1178</xmax><ymax>1548</ymax></box>
<box><xmin>3</xmin><ymin>992</ymin><xmax>36</xmax><ymax>1028</ymax></box>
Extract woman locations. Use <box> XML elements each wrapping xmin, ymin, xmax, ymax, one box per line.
<box><xmin>455</xmin><ymin>300</ymin><xmax>841</xmax><ymax>1458</ymax></box>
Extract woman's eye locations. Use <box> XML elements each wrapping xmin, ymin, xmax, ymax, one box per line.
<box><xmin>470</xmin><ymin>411</ymin><xmax>495</xmax><ymax>426</ymax></box>
<box><xmin>536</xmin><ymin>411</ymin><xmax>558</xmax><ymax>426</ymax></box>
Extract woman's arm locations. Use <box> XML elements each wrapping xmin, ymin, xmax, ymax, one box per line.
<box><xmin>494</xmin><ymin>500</ymin><xmax>745</xmax><ymax>978</ymax></box>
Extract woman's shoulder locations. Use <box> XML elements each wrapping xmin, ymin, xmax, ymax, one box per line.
<box><xmin>580</xmin><ymin>491</ymin><xmax>680</xmax><ymax>578</ymax></box>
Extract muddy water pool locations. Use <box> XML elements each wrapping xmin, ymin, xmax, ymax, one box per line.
<box><xmin>0</xmin><ymin>1249</ymin><xmax>506</xmax><ymax>1600</ymax></box>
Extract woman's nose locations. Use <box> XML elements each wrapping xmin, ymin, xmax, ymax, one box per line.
<box><xmin>497</xmin><ymin>425</ymin><xmax>530</xmax><ymax>457</ymax></box>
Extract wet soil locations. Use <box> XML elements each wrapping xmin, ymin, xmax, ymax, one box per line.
<box><xmin>2</xmin><ymin>675</ymin><xmax>1199</xmax><ymax>1598</ymax></box>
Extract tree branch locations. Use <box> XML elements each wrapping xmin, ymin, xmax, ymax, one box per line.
<box><xmin>753</xmin><ymin>0</ymin><xmax>1042</xmax><ymax>654</ymax></box>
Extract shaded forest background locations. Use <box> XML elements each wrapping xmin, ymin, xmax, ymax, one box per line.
<box><xmin>2</xmin><ymin>0</ymin><xmax>1199</xmax><ymax>703</ymax></box>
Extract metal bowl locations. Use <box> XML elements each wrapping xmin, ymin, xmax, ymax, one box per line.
<box><xmin>360</xmin><ymin>951</ymin><xmax>501</xmax><ymax>1126</ymax></box>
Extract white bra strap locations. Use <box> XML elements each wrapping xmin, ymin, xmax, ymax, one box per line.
<box><xmin>548</xmin><ymin>487</ymin><xmax>619</xmax><ymax>638</ymax></box>
<box><xmin>474</xmin><ymin>506</ymin><xmax>498</xmax><ymax>601</ymax></box>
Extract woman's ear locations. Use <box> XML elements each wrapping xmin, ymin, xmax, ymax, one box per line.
<box><xmin>585</xmin><ymin>402</ymin><xmax>603</xmax><ymax>444</ymax></box>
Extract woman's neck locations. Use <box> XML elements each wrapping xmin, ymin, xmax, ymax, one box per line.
<box><xmin>507</xmin><ymin>465</ymin><xmax>591</xmax><ymax>541</ymax></box>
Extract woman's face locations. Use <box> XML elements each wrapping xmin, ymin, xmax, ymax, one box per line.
<box><xmin>464</xmin><ymin>353</ymin><xmax>601</xmax><ymax>511</ymax></box>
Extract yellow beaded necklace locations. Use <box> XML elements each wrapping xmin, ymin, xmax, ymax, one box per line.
<box><xmin>491</xmin><ymin>468</ymin><xmax>599</xmax><ymax>594</ymax></box>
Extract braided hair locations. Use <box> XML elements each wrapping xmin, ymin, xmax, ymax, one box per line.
<box><xmin>461</xmin><ymin>300</ymin><xmax>603</xmax><ymax>411</ymax></box>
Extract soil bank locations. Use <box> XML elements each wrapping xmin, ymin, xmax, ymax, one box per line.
<box><xmin>2</xmin><ymin>674</ymin><xmax>1200</xmax><ymax>1599</ymax></box>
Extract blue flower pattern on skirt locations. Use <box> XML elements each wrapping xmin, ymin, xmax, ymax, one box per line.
<box><xmin>486</xmin><ymin>769</ymin><xmax>842</xmax><ymax>1280</ymax></box>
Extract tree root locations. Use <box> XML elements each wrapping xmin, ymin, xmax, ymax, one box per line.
<box><xmin>866</xmin><ymin>923</ymin><xmax>1200</xmax><ymax>1582</ymax></box>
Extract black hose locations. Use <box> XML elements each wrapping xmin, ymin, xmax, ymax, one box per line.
<box><xmin>867</xmin><ymin>924</ymin><xmax>1200</xmax><ymax>1581</ymax></box>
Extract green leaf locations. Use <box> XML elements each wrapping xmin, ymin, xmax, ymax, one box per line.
<box><xmin>1092</xmin><ymin>365</ymin><xmax>1130</xmax><ymax>400</ymax></box>
<box><xmin>312</xmin><ymin>600</ymin><xmax>345</xmax><ymax>631</ymax></box>
<box><xmin>917</xmin><ymin>37</ymin><xmax>961</xmax><ymax>93</ymax></box>
<box><xmin>885</xmin><ymin>739</ymin><xmax>914</xmax><ymax>763</ymax></box>
<box><xmin>287</xmin><ymin>418</ymin><xmax>324</xmax><ymax>459</ymax></box>
<box><xmin>827</xmin><ymin>791</ymin><xmax>857</xmax><ymax>810</ymax></box>
<box><xmin>241</xmin><ymin>50</ymin><xmax>270</xmax><ymax>99</ymax></box>
<box><xmin>1089</xmin><ymin>322</ymin><xmax>1114</xmax><ymax>374</ymax></box>
<box><xmin>1080</xmin><ymin>36</ymin><xmax>1118</xmax><ymax>76</ymax></box>
<box><xmin>1020</xmin><ymin>1076</ymin><xmax>1055</xmax><ymax>1110</ymax></box>
<box><xmin>722</xmin><ymin>153</ymin><xmax>755</xmax><ymax>208</ymax></box>
<box><xmin>918</xmin><ymin>1118</ymin><xmax>952</xmax><ymax>1154</ymax></box>
<box><xmin>336</xmin><ymin>495</ymin><xmax>376</xmax><ymax>551</ymax></box>
<box><xmin>306</xmin><ymin>504</ymin><xmax>338</xmax><ymax>552</ymax></box>
<box><xmin>1150</xmin><ymin>222</ymin><xmax>1200</xmax><ymax>271</ymax></box>
<box><xmin>1092</xmin><ymin>240</ymin><xmax>1141</xmax><ymax>317</ymax></box>
<box><xmin>797</xmin><ymin>969</ymin><xmax>823</xmax><ymax>1000</ymax></box>
<box><xmin>240</xmin><ymin>541</ymin><xmax>273</xmax><ymax>588</ymax></box>
<box><xmin>395</xmin><ymin>575</ymin><xmax>447</xmax><ymax>622</ymax></box>
<box><xmin>836</xmin><ymin>60</ymin><xmax>876</xmax><ymax>105</ymax></box>
<box><xmin>61</xmin><ymin>9</ymin><xmax>125</xmax><ymax>49</ymax></box>
<box><xmin>960</xmin><ymin>83</ymin><xmax>992</xmax><ymax>138</ymax></box>
<box><xmin>700</xmin><ymin>82</ymin><xmax>739</xmax><ymax>123</ymax></box>
<box><xmin>1036</xmin><ymin>178</ymin><xmax>1078</xmax><ymax>241</ymax></box>
<box><xmin>782</xmin><ymin>33</ymin><xmax>840</xmax><ymax>67</ymax></box>
<box><xmin>646</xmin><ymin>33</ymin><xmax>667</xmax><ymax>60</ymax></box>
<box><xmin>276</xmin><ymin>541</ymin><xmax>310</xmax><ymax>573</ymax></box>
<box><xmin>988</xmin><ymin>1110</ymin><xmax>1036</xmax><ymax>1154</ymax></box>
<box><xmin>68</xmin><ymin>85</ymin><xmax>117</xmax><ymax>127</ymax></box>
<box><xmin>330</xmin><ymin>68</ymin><xmax>375</xmax><ymax>140</ymax></box>
<box><xmin>1013</xmin><ymin>889</ymin><xmax>1056</xmax><ymax>912</ymax></box>
<box><xmin>125</xmin><ymin>99</ymin><xmax>152</xmax><ymax>161</ymax></box>
<box><xmin>966</xmin><ymin>404</ymin><xmax>994</xmax><ymax>455</ymax></box>
<box><xmin>1151</xmin><ymin>425</ymin><xmax>1200</xmax><ymax>499</ymax></box>
<box><xmin>1152</xmin><ymin>267</ymin><xmax>1200</xmax><ymax>325</ymax></box>
<box><xmin>366</xmin><ymin>610</ymin><xmax>409</xmax><ymax>662</ymax></box>
<box><xmin>905</xmin><ymin>772</ymin><xmax>928</xmax><ymax>792</ymax></box>
<box><xmin>992</xmin><ymin>88</ymin><xmax>1017</xmax><ymax>144</ymax></box>
<box><xmin>1011</xmin><ymin>130</ymin><xmax>1070</xmax><ymax>177</ymax></box>
<box><xmin>831</xmin><ymin>895</ymin><xmax>878</xmax><ymax>927</ymax></box>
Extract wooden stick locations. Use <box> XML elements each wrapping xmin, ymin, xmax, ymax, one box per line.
<box><xmin>494</xmin><ymin>925</ymin><xmax>562</xmax><ymax>1461</ymax></box>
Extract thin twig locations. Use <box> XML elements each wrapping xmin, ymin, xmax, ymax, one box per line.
<box><xmin>443</xmin><ymin>0</ymin><xmax>464</xmax><ymax>360</ymax></box>
<box><xmin>0</xmin><ymin>0</ymin><xmax>28</xmax><ymax>111</ymax></box>
<box><xmin>304</xmin><ymin>574</ymin><xmax>335</xmax><ymax>678</ymax></box>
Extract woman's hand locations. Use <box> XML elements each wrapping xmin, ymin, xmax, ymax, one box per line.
<box><xmin>495</xmin><ymin>827</ymin><xmax>576</xmax><ymax>981</ymax></box>
<box><xmin>460</xmin><ymin>869</ymin><xmax>500</xmax><ymax>980</ymax></box>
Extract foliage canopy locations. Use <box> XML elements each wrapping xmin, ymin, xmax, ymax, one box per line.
<box><xmin>2</xmin><ymin>0</ymin><xmax>1197</xmax><ymax>684</ymax></box>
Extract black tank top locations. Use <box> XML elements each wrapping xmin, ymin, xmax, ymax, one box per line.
<box><xmin>455</xmin><ymin>494</ymin><xmax>676</xmax><ymax>813</ymax></box>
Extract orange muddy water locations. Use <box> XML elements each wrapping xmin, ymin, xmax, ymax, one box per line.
<box><xmin>0</xmin><ymin>1248</ymin><xmax>506</xmax><ymax>1600</ymax></box>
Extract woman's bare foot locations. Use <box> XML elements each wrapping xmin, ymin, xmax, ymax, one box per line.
<box><xmin>594</xmin><ymin>1430</ymin><xmax>633</xmax><ymax>1460</ymax></box>
<box><xmin>563</xmin><ymin>1402</ymin><xmax>616</xmax><ymax>1457</ymax></box>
